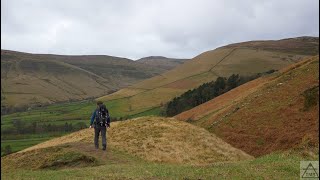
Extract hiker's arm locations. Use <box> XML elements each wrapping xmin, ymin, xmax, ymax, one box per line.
<box><xmin>106</xmin><ymin>109</ymin><xmax>111</xmax><ymax>126</ymax></box>
<box><xmin>90</xmin><ymin>111</ymin><xmax>95</xmax><ymax>127</ymax></box>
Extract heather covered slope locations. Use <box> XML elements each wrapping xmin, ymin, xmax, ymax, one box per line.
<box><xmin>97</xmin><ymin>37</ymin><xmax>318</xmax><ymax>116</ymax></box>
<box><xmin>175</xmin><ymin>56</ymin><xmax>319</xmax><ymax>157</ymax></box>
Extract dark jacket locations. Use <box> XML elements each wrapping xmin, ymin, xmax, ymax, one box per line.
<box><xmin>90</xmin><ymin>107</ymin><xmax>110</xmax><ymax>126</ymax></box>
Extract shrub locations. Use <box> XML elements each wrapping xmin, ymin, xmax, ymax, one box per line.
<box><xmin>302</xmin><ymin>86</ymin><xmax>319</xmax><ymax>111</ymax></box>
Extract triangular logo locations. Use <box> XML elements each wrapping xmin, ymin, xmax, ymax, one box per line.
<box><xmin>301</xmin><ymin>162</ymin><xmax>319</xmax><ymax>178</ymax></box>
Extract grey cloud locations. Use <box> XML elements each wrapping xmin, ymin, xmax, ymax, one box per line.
<box><xmin>1</xmin><ymin>0</ymin><xmax>319</xmax><ymax>59</ymax></box>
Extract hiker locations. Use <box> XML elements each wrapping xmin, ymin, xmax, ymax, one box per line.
<box><xmin>89</xmin><ymin>101</ymin><xmax>110</xmax><ymax>150</ymax></box>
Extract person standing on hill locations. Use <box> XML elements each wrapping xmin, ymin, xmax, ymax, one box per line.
<box><xmin>89</xmin><ymin>101</ymin><xmax>110</xmax><ymax>151</ymax></box>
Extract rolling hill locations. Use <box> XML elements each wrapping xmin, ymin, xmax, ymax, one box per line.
<box><xmin>97</xmin><ymin>36</ymin><xmax>319</xmax><ymax>117</ymax></box>
<box><xmin>1</xmin><ymin>50</ymin><xmax>185</xmax><ymax>113</ymax></box>
<box><xmin>175</xmin><ymin>55</ymin><xmax>319</xmax><ymax>157</ymax></box>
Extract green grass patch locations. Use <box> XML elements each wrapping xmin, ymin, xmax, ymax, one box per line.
<box><xmin>127</xmin><ymin>106</ymin><xmax>163</xmax><ymax>119</ymax></box>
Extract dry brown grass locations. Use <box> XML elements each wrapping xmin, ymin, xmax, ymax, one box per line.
<box><xmin>107</xmin><ymin>117</ymin><xmax>253</xmax><ymax>165</ymax></box>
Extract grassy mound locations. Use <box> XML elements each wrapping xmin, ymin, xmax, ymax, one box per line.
<box><xmin>107</xmin><ymin>117</ymin><xmax>253</xmax><ymax>165</ymax></box>
<box><xmin>10</xmin><ymin>117</ymin><xmax>252</xmax><ymax>166</ymax></box>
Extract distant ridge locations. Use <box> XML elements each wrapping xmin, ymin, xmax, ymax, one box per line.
<box><xmin>1</xmin><ymin>49</ymin><xmax>185</xmax><ymax>113</ymax></box>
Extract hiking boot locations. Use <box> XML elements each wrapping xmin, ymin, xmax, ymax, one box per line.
<box><xmin>102</xmin><ymin>145</ymin><xmax>106</xmax><ymax>151</ymax></box>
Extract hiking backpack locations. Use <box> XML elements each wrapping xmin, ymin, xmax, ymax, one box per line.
<box><xmin>95</xmin><ymin>104</ymin><xmax>108</xmax><ymax>126</ymax></box>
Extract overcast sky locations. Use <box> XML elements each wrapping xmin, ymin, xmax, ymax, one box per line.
<box><xmin>1</xmin><ymin>0</ymin><xmax>319</xmax><ymax>60</ymax></box>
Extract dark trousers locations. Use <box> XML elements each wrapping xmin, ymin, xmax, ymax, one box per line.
<box><xmin>94</xmin><ymin>125</ymin><xmax>106</xmax><ymax>148</ymax></box>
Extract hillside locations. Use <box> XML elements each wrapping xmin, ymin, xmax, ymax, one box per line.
<box><xmin>175</xmin><ymin>56</ymin><xmax>319</xmax><ymax>157</ymax></box>
<box><xmin>137</xmin><ymin>56</ymin><xmax>189</xmax><ymax>71</ymax></box>
<box><xmin>97</xmin><ymin>37</ymin><xmax>319</xmax><ymax>117</ymax></box>
<box><xmin>1</xmin><ymin>50</ymin><xmax>178</xmax><ymax>113</ymax></box>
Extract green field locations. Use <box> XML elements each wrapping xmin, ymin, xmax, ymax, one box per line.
<box><xmin>127</xmin><ymin>106</ymin><xmax>163</xmax><ymax>119</ymax></box>
<box><xmin>1</xmin><ymin>99</ymin><xmax>163</xmax><ymax>129</ymax></box>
